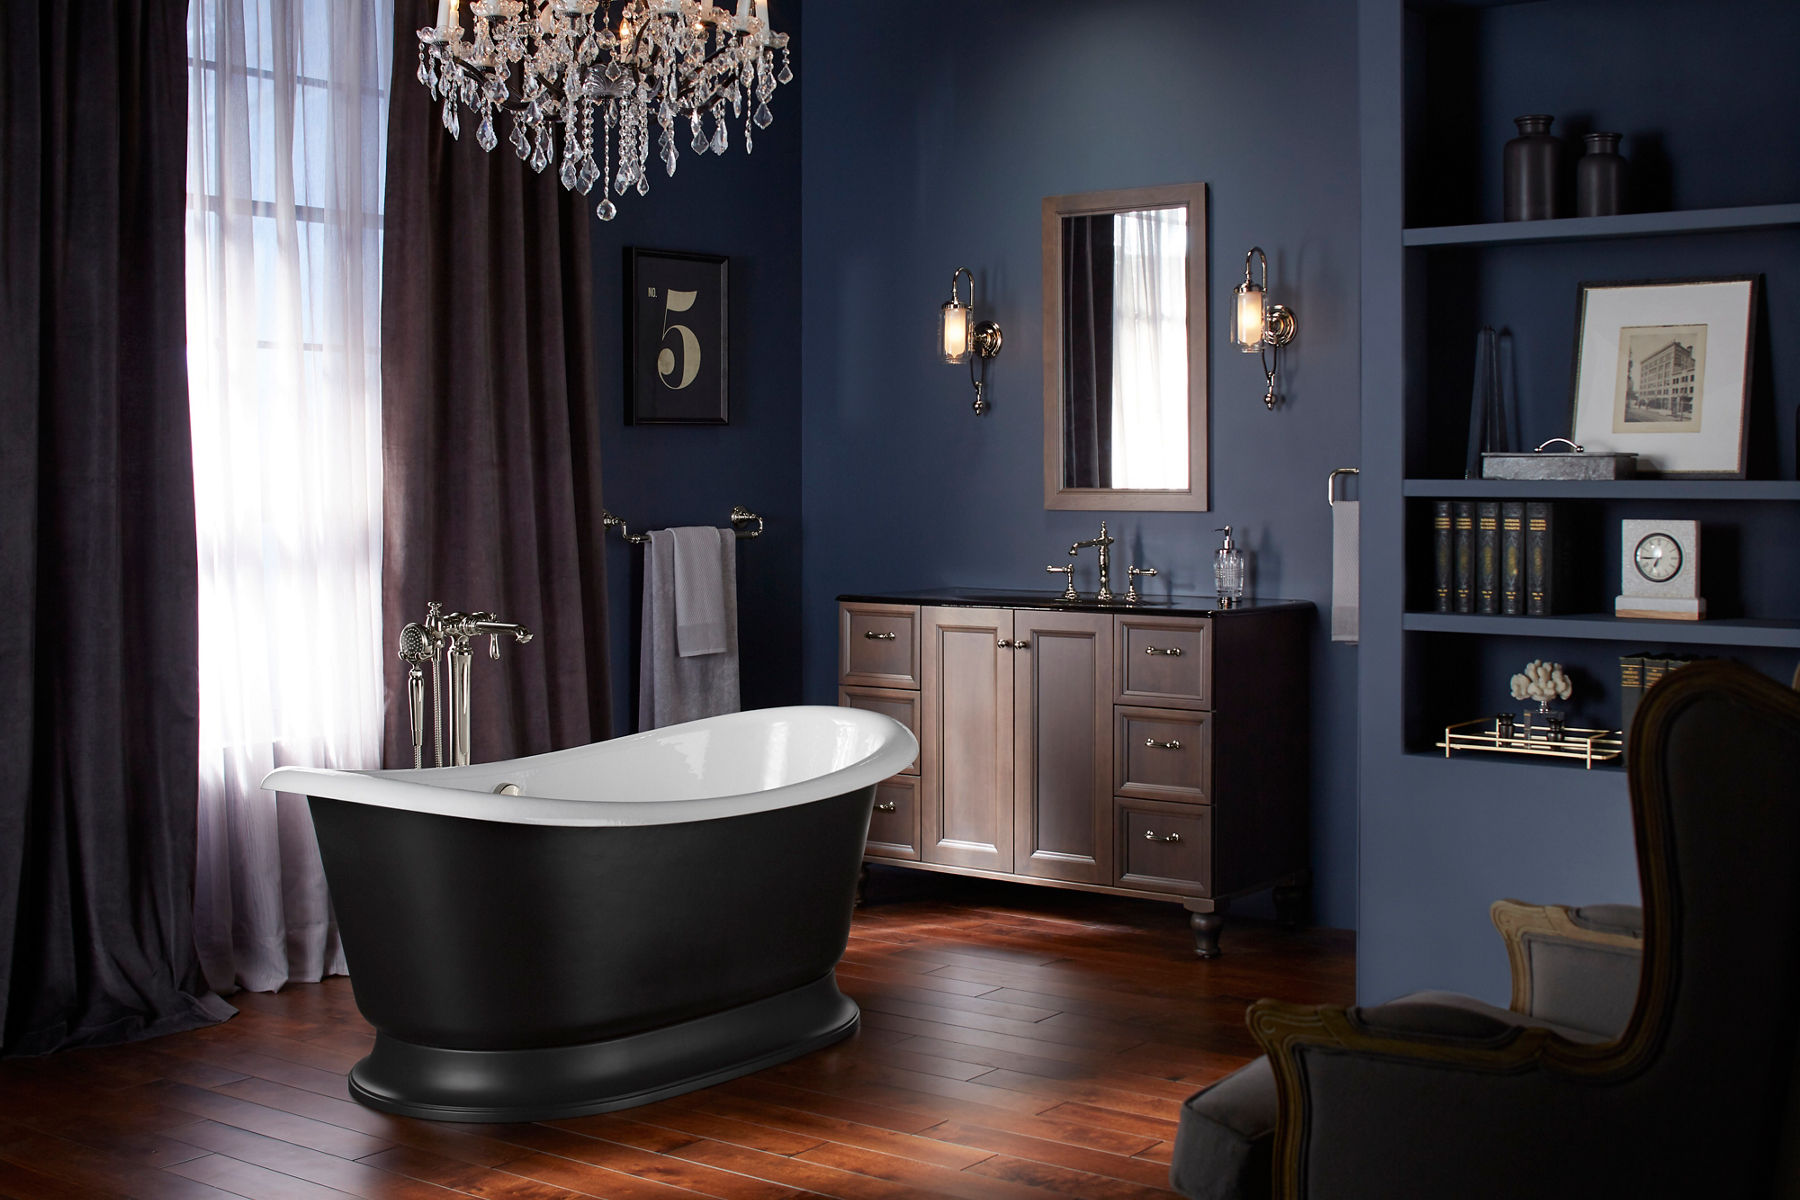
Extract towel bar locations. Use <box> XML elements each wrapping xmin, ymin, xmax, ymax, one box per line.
<box><xmin>601</xmin><ymin>506</ymin><xmax>765</xmax><ymax>545</ymax></box>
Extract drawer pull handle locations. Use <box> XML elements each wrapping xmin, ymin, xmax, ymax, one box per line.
<box><xmin>873</xmin><ymin>800</ymin><xmax>898</xmax><ymax>813</ymax></box>
<box><xmin>1143</xmin><ymin>645</ymin><xmax>1184</xmax><ymax>657</ymax></box>
<box><xmin>864</xmin><ymin>631</ymin><xmax>898</xmax><ymax>641</ymax></box>
<box><xmin>1143</xmin><ymin>830</ymin><xmax>1183</xmax><ymax>844</ymax></box>
<box><xmin>1144</xmin><ymin>737</ymin><xmax>1182</xmax><ymax>750</ymax></box>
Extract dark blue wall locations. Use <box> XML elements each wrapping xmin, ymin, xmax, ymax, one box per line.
<box><xmin>591</xmin><ymin>4</ymin><xmax>805</xmax><ymax>730</ymax></box>
<box><xmin>798</xmin><ymin>0</ymin><xmax>1364</xmax><ymax>929</ymax></box>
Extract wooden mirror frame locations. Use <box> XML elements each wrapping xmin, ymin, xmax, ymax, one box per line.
<box><xmin>1042</xmin><ymin>182</ymin><xmax>1209</xmax><ymax>511</ymax></box>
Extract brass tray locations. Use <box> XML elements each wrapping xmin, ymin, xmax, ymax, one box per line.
<box><xmin>1437</xmin><ymin>717</ymin><xmax>1623</xmax><ymax>769</ymax></box>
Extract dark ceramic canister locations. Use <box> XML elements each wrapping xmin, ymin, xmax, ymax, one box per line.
<box><xmin>1503</xmin><ymin>114</ymin><xmax>1562</xmax><ymax>221</ymax></box>
<box><xmin>1577</xmin><ymin>132</ymin><xmax>1628</xmax><ymax>217</ymax></box>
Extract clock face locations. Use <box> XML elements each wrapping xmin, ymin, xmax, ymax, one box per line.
<box><xmin>1634</xmin><ymin>533</ymin><xmax>1683</xmax><ymax>582</ymax></box>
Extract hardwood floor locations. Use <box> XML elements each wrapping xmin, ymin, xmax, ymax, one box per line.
<box><xmin>0</xmin><ymin>870</ymin><xmax>1353</xmax><ymax>1199</ymax></box>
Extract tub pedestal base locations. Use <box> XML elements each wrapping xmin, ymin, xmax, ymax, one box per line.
<box><xmin>347</xmin><ymin>973</ymin><xmax>859</xmax><ymax>1123</ymax></box>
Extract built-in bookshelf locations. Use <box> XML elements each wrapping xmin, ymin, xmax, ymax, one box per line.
<box><xmin>1356</xmin><ymin>0</ymin><xmax>1800</xmax><ymax>1009</ymax></box>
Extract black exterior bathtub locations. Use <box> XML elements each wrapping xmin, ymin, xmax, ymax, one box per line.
<box><xmin>270</xmin><ymin>707</ymin><xmax>916</xmax><ymax>1122</ymax></box>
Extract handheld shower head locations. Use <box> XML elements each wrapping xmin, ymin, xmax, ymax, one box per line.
<box><xmin>399</xmin><ymin>622</ymin><xmax>433</xmax><ymax>662</ymax></box>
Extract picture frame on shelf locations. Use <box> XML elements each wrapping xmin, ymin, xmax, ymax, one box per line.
<box><xmin>1568</xmin><ymin>275</ymin><xmax>1758</xmax><ymax>477</ymax></box>
<box><xmin>625</xmin><ymin>247</ymin><xmax>729</xmax><ymax>425</ymax></box>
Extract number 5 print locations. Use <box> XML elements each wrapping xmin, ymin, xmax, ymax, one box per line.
<box><xmin>657</xmin><ymin>290</ymin><xmax>701</xmax><ymax>390</ymax></box>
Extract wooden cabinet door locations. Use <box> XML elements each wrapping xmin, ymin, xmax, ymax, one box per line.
<box><xmin>920</xmin><ymin>607</ymin><xmax>1013</xmax><ymax>872</ymax></box>
<box><xmin>1012</xmin><ymin>610</ymin><xmax>1113</xmax><ymax>884</ymax></box>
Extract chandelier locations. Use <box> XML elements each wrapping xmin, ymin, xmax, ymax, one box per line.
<box><xmin>416</xmin><ymin>0</ymin><xmax>793</xmax><ymax>221</ymax></box>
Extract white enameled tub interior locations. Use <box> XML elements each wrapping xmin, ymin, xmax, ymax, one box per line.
<box><xmin>262</xmin><ymin>706</ymin><xmax>918</xmax><ymax>828</ymax></box>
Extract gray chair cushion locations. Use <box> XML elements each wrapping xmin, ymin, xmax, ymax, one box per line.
<box><xmin>1170</xmin><ymin>1056</ymin><xmax>1275</xmax><ymax>1200</ymax></box>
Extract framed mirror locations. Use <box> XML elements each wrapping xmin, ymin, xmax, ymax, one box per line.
<box><xmin>1042</xmin><ymin>183</ymin><xmax>1208</xmax><ymax>511</ymax></box>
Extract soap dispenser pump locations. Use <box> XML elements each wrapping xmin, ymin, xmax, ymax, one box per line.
<box><xmin>1214</xmin><ymin>525</ymin><xmax>1246</xmax><ymax>607</ymax></box>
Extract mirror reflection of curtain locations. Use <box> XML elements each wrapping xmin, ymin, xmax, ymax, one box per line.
<box><xmin>1062</xmin><ymin>216</ymin><xmax>1114</xmax><ymax>489</ymax></box>
<box><xmin>186</xmin><ymin>0</ymin><xmax>392</xmax><ymax>992</ymax></box>
<box><xmin>1111</xmin><ymin>208</ymin><xmax>1189</xmax><ymax>489</ymax></box>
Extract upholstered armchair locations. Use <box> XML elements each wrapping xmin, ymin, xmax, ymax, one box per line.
<box><xmin>1171</xmin><ymin>660</ymin><xmax>1800</xmax><ymax>1200</ymax></box>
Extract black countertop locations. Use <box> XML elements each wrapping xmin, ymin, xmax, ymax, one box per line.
<box><xmin>837</xmin><ymin>588</ymin><xmax>1313</xmax><ymax>618</ymax></box>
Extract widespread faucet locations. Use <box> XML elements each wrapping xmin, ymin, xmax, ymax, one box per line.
<box><xmin>1068</xmin><ymin>521</ymin><xmax>1118</xmax><ymax>601</ymax></box>
<box><xmin>397</xmin><ymin>602</ymin><xmax>534</xmax><ymax>768</ymax></box>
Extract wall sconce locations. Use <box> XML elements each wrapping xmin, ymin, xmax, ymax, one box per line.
<box><xmin>1231</xmin><ymin>246</ymin><xmax>1298</xmax><ymax>410</ymax></box>
<box><xmin>941</xmin><ymin>266</ymin><xmax>1003</xmax><ymax>415</ymax></box>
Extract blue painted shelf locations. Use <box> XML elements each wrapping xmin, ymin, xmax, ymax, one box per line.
<box><xmin>1402</xmin><ymin>479</ymin><xmax>1800</xmax><ymax>500</ymax></box>
<box><xmin>1402</xmin><ymin>203</ymin><xmax>1800</xmax><ymax>247</ymax></box>
<box><xmin>1402</xmin><ymin>612</ymin><xmax>1800</xmax><ymax>649</ymax></box>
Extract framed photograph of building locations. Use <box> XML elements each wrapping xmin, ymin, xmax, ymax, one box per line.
<box><xmin>626</xmin><ymin>248</ymin><xmax>729</xmax><ymax>425</ymax></box>
<box><xmin>1569</xmin><ymin>276</ymin><xmax>1758</xmax><ymax>477</ymax></box>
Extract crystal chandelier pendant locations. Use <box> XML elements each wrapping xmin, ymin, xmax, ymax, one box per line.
<box><xmin>414</xmin><ymin>0</ymin><xmax>792</xmax><ymax>221</ymax></box>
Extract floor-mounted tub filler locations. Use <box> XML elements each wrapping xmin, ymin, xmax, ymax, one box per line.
<box><xmin>263</xmin><ymin>706</ymin><xmax>918</xmax><ymax>1123</ymax></box>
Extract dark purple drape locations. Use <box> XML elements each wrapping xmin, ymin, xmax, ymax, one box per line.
<box><xmin>0</xmin><ymin>2</ymin><xmax>232</xmax><ymax>1055</ymax></box>
<box><xmin>1062</xmin><ymin>214</ymin><xmax>1114</xmax><ymax>490</ymax></box>
<box><xmin>380</xmin><ymin>3</ymin><xmax>613</xmax><ymax>768</ymax></box>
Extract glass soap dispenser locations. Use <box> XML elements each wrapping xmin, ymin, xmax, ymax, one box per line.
<box><xmin>1214</xmin><ymin>525</ymin><xmax>1246</xmax><ymax>607</ymax></box>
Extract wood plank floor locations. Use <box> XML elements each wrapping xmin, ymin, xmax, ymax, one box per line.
<box><xmin>0</xmin><ymin>870</ymin><xmax>1353</xmax><ymax>1199</ymax></box>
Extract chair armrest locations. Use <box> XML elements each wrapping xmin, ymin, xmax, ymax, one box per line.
<box><xmin>1490</xmin><ymin>900</ymin><xmax>1642</xmax><ymax>1036</ymax></box>
<box><xmin>1247</xmin><ymin>998</ymin><xmax>1620</xmax><ymax>1199</ymax></box>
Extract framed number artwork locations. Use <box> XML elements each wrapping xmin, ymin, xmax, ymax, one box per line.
<box><xmin>625</xmin><ymin>248</ymin><xmax>729</xmax><ymax>425</ymax></box>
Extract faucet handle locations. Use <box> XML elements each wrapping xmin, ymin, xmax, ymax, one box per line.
<box><xmin>1045</xmin><ymin>562</ymin><xmax>1079</xmax><ymax>602</ymax></box>
<box><xmin>1125</xmin><ymin>565</ymin><xmax>1158</xmax><ymax>604</ymax></box>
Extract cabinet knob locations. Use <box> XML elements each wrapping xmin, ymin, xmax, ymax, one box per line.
<box><xmin>1143</xmin><ymin>645</ymin><xmax>1183</xmax><ymax>657</ymax></box>
<box><xmin>1143</xmin><ymin>830</ymin><xmax>1182</xmax><ymax>844</ymax></box>
<box><xmin>1144</xmin><ymin>737</ymin><xmax>1182</xmax><ymax>751</ymax></box>
<box><xmin>997</xmin><ymin>639</ymin><xmax>1031</xmax><ymax>650</ymax></box>
<box><xmin>873</xmin><ymin>800</ymin><xmax>897</xmax><ymax>813</ymax></box>
<box><xmin>863</xmin><ymin>631</ymin><xmax>898</xmax><ymax>641</ymax></box>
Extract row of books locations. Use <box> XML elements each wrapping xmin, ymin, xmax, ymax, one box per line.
<box><xmin>1432</xmin><ymin>500</ymin><xmax>1568</xmax><ymax>615</ymax></box>
<box><xmin>1619</xmin><ymin>652</ymin><xmax>1704</xmax><ymax>752</ymax></box>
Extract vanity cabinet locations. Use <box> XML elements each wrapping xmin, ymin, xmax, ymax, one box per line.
<box><xmin>838</xmin><ymin>590</ymin><xmax>1312</xmax><ymax>956</ymax></box>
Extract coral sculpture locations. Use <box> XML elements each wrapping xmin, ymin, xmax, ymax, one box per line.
<box><xmin>1510</xmin><ymin>659</ymin><xmax>1573</xmax><ymax>709</ymax></box>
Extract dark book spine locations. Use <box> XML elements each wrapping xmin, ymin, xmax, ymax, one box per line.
<box><xmin>1453</xmin><ymin>501</ymin><xmax>1475</xmax><ymax>614</ymax></box>
<box><xmin>1619</xmin><ymin>652</ymin><xmax>1647</xmax><ymax>752</ymax></box>
<box><xmin>1525</xmin><ymin>501</ymin><xmax>1554</xmax><ymax>615</ymax></box>
<box><xmin>1500</xmin><ymin>501</ymin><xmax>1525</xmax><ymax>616</ymax></box>
<box><xmin>1476</xmin><ymin>501</ymin><xmax>1500</xmax><ymax>614</ymax></box>
<box><xmin>1433</xmin><ymin>501</ymin><xmax>1453</xmax><ymax>613</ymax></box>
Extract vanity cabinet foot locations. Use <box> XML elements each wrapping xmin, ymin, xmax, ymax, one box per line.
<box><xmin>1186</xmin><ymin>901</ymin><xmax>1229</xmax><ymax>959</ymax></box>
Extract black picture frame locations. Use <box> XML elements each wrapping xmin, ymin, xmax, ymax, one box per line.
<box><xmin>625</xmin><ymin>248</ymin><xmax>730</xmax><ymax>425</ymax></box>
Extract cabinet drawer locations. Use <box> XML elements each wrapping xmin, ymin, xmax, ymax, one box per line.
<box><xmin>1116</xmin><ymin>800</ymin><xmax>1212</xmax><ymax>897</ymax></box>
<box><xmin>1116</xmin><ymin>617</ymin><xmax>1212</xmax><ymax>710</ymax></box>
<box><xmin>840</xmin><ymin>603</ymin><xmax>921</xmax><ymax>689</ymax></box>
<box><xmin>1115</xmin><ymin>707</ymin><xmax>1212</xmax><ymax>804</ymax></box>
<box><xmin>838</xmin><ymin>686</ymin><xmax>920</xmax><ymax>775</ymax></box>
<box><xmin>866</xmin><ymin>775</ymin><xmax>920</xmax><ymax>861</ymax></box>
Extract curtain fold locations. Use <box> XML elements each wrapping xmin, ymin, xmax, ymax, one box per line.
<box><xmin>1061</xmin><ymin>215</ymin><xmax>1114</xmax><ymax>490</ymax></box>
<box><xmin>0</xmin><ymin>2</ymin><xmax>232</xmax><ymax>1054</ymax></box>
<box><xmin>185</xmin><ymin>0</ymin><xmax>393</xmax><ymax>994</ymax></box>
<box><xmin>380</xmin><ymin>1</ymin><xmax>613</xmax><ymax>768</ymax></box>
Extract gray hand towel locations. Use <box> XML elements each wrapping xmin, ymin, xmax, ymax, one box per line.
<box><xmin>640</xmin><ymin>529</ymin><xmax>740</xmax><ymax>731</ymax></box>
<box><xmin>1331</xmin><ymin>499</ymin><xmax>1359</xmax><ymax>643</ymax></box>
<box><xmin>670</xmin><ymin>525</ymin><xmax>729</xmax><ymax>657</ymax></box>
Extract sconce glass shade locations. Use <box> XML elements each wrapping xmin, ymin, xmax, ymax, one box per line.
<box><xmin>941</xmin><ymin>299</ymin><xmax>972</xmax><ymax>365</ymax></box>
<box><xmin>1232</xmin><ymin>281</ymin><xmax>1266</xmax><ymax>352</ymax></box>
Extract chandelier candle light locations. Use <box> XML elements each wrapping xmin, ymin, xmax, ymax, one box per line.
<box><xmin>417</xmin><ymin>0</ymin><xmax>793</xmax><ymax>221</ymax></box>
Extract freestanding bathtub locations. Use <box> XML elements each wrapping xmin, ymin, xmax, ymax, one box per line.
<box><xmin>262</xmin><ymin>705</ymin><xmax>917</xmax><ymax>1123</ymax></box>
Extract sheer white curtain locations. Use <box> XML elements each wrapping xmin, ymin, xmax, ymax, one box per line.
<box><xmin>186</xmin><ymin>0</ymin><xmax>392</xmax><ymax>992</ymax></box>
<box><xmin>1111</xmin><ymin>207</ymin><xmax>1189</xmax><ymax>490</ymax></box>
